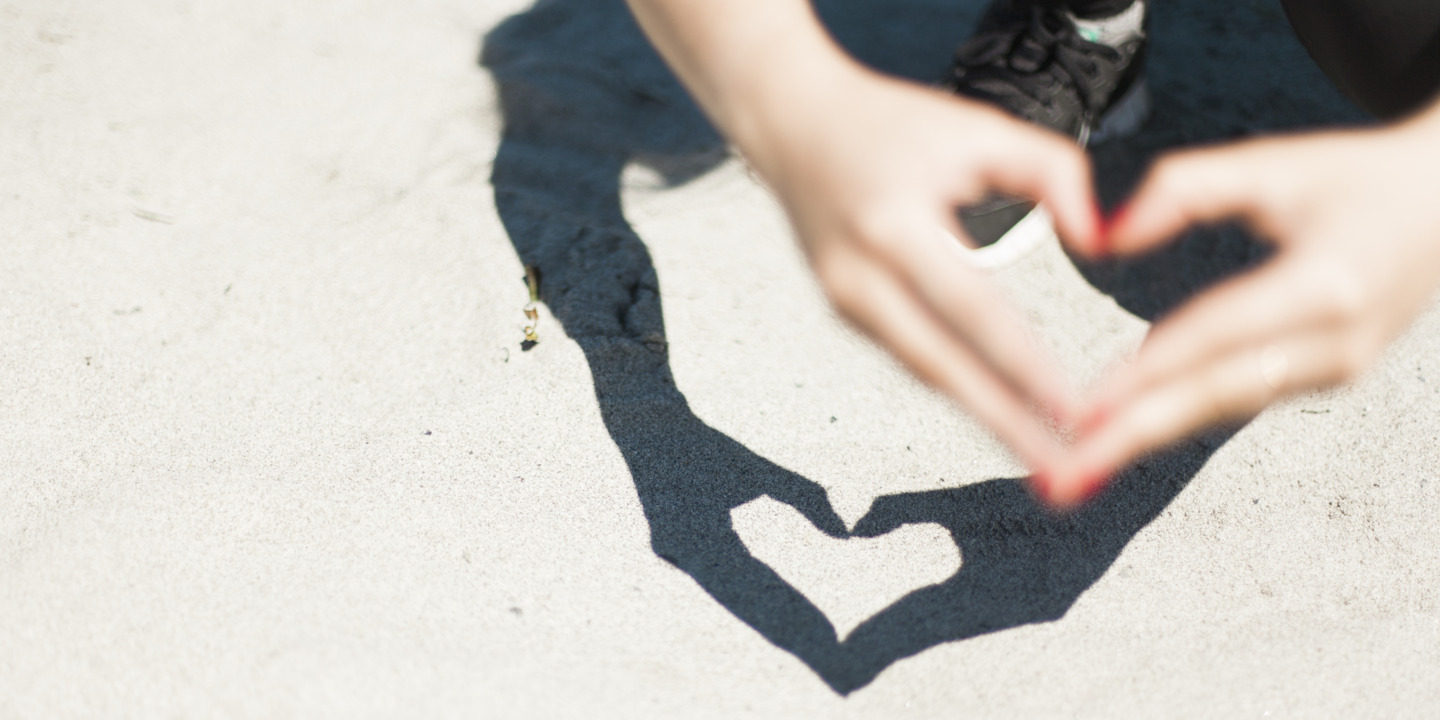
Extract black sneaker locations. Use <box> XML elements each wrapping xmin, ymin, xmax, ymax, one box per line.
<box><xmin>948</xmin><ymin>0</ymin><xmax>1150</xmax><ymax>260</ymax></box>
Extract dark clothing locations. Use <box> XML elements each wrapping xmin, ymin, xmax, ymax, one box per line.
<box><xmin>1061</xmin><ymin>0</ymin><xmax>1136</xmax><ymax>20</ymax></box>
<box><xmin>1280</xmin><ymin>0</ymin><xmax>1440</xmax><ymax>118</ymax></box>
<box><xmin>1059</xmin><ymin>0</ymin><xmax>1440</xmax><ymax>118</ymax></box>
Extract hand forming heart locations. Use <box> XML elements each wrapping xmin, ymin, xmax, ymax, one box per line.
<box><xmin>1035</xmin><ymin>105</ymin><xmax>1440</xmax><ymax>507</ymax></box>
<box><xmin>742</xmin><ymin>66</ymin><xmax>1101</xmax><ymax>474</ymax></box>
<box><xmin>626</xmin><ymin>0</ymin><xmax>1440</xmax><ymax>506</ymax></box>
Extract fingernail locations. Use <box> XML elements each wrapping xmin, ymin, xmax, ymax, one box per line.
<box><xmin>1074</xmin><ymin>469</ymin><xmax>1112</xmax><ymax>504</ymax></box>
<box><xmin>1105</xmin><ymin>202</ymin><xmax>1131</xmax><ymax>228</ymax></box>
<box><xmin>1098</xmin><ymin>203</ymin><xmax>1130</xmax><ymax>256</ymax></box>
<box><xmin>1046</xmin><ymin>468</ymin><xmax>1113</xmax><ymax>511</ymax></box>
<box><xmin>1029</xmin><ymin>471</ymin><xmax>1055</xmax><ymax>503</ymax></box>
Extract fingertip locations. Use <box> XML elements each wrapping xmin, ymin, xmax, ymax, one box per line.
<box><xmin>1101</xmin><ymin>202</ymin><xmax>1134</xmax><ymax>253</ymax></box>
<box><xmin>1028</xmin><ymin>469</ymin><xmax>1056</xmax><ymax>505</ymax></box>
<box><xmin>1052</xmin><ymin>188</ymin><xmax>1104</xmax><ymax>253</ymax></box>
<box><xmin>1042</xmin><ymin>465</ymin><xmax>1115</xmax><ymax>510</ymax></box>
<box><xmin>1009</xmin><ymin>140</ymin><xmax>1097</xmax><ymax>255</ymax></box>
<box><xmin>1058</xmin><ymin>201</ymin><xmax>1108</xmax><ymax>259</ymax></box>
<box><xmin>1104</xmin><ymin>200</ymin><xmax>1150</xmax><ymax>255</ymax></box>
<box><xmin>1074</xmin><ymin>470</ymin><xmax>1113</xmax><ymax>505</ymax></box>
<box><xmin>1091</xmin><ymin>201</ymin><xmax>1109</xmax><ymax>256</ymax></box>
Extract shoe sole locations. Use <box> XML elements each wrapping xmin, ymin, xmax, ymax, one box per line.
<box><xmin>952</xmin><ymin>77</ymin><xmax>1151</xmax><ymax>270</ymax></box>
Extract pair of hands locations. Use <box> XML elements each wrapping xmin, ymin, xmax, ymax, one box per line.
<box><xmin>751</xmin><ymin>66</ymin><xmax>1440</xmax><ymax>509</ymax></box>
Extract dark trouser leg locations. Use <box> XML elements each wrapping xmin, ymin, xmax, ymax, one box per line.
<box><xmin>1281</xmin><ymin>0</ymin><xmax>1440</xmax><ymax>119</ymax></box>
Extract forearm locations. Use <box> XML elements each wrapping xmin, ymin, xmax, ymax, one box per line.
<box><xmin>624</xmin><ymin>0</ymin><xmax>860</xmax><ymax>152</ymax></box>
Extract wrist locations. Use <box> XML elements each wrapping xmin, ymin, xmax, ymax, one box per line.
<box><xmin>720</xmin><ymin>38</ymin><xmax>871</xmax><ymax>178</ymax></box>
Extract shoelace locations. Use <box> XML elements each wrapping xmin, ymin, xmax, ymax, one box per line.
<box><xmin>950</xmin><ymin>6</ymin><xmax>1120</xmax><ymax>115</ymax></box>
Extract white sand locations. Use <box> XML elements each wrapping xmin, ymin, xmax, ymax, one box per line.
<box><xmin>2</xmin><ymin>0</ymin><xmax>1438</xmax><ymax>716</ymax></box>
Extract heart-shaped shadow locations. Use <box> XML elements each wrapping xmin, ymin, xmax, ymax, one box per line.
<box><xmin>483</xmin><ymin>0</ymin><xmax>1364</xmax><ymax>695</ymax></box>
<box><xmin>732</xmin><ymin>496</ymin><xmax>963</xmax><ymax>641</ymax></box>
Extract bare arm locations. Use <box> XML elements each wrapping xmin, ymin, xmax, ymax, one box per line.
<box><xmin>625</xmin><ymin>0</ymin><xmax>842</xmax><ymax>143</ymax></box>
<box><xmin>1043</xmin><ymin>101</ymin><xmax>1440</xmax><ymax>507</ymax></box>
<box><xmin>625</xmin><ymin>0</ymin><xmax>1102</xmax><ymax>470</ymax></box>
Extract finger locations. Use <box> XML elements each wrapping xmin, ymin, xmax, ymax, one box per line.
<box><xmin>974</xmin><ymin>121</ymin><xmax>1102</xmax><ymax>254</ymax></box>
<box><xmin>819</xmin><ymin>245</ymin><xmax>1064</xmax><ymax>468</ymax></box>
<box><xmin>1107</xmin><ymin>143</ymin><xmax>1285</xmax><ymax>257</ymax></box>
<box><xmin>1089</xmin><ymin>255</ymin><xmax>1346</xmax><ymax>419</ymax></box>
<box><xmin>851</xmin><ymin>494</ymin><xmax>938</xmax><ymax>538</ymax></box>
<box><xmin>765</xmin><ymin>475</ymin><xmax>849</xmax><ymax>538</ymax></box>
<box><xmin>1046</xmin><ymin>331</ymin><xmax>1348</xmax><ymax>508</ymax></box>
<box><xmin>882</xmin><ymin>213</ymin><xmax>1080</xmax><ymax>423</ymax></box>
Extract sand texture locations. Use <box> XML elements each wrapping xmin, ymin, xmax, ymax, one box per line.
<box><xmin>2</xmin><ymin>0</ymin><xmax>1438</xmax><ymax>716</ymax></box>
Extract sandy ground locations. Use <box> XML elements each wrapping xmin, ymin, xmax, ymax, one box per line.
<box><xmin>3</xmin><ymin>0</ymin><xmax>1439</xmax><ymax>716</ymax></box>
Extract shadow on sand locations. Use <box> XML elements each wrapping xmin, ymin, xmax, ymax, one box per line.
<box><xmin>481</xmin><ymin>0</ymin><xmax>1365</xmax><ymax>694</ymax></box>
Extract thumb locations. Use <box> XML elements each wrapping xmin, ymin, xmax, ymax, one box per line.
<box><xmin>764</xmin><ymin>477</ymin><xmax>848</xmax><ymax>538</ymax></box>
<box><xmin>1107</xmin><ymin>144</ymin><xmax>1275</xmax><ymax>256</ymax></box>
<box><xmin>978</xmin><ymin>124</ymin><xmax>1102</xmax><ymax>255</ymax></box>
